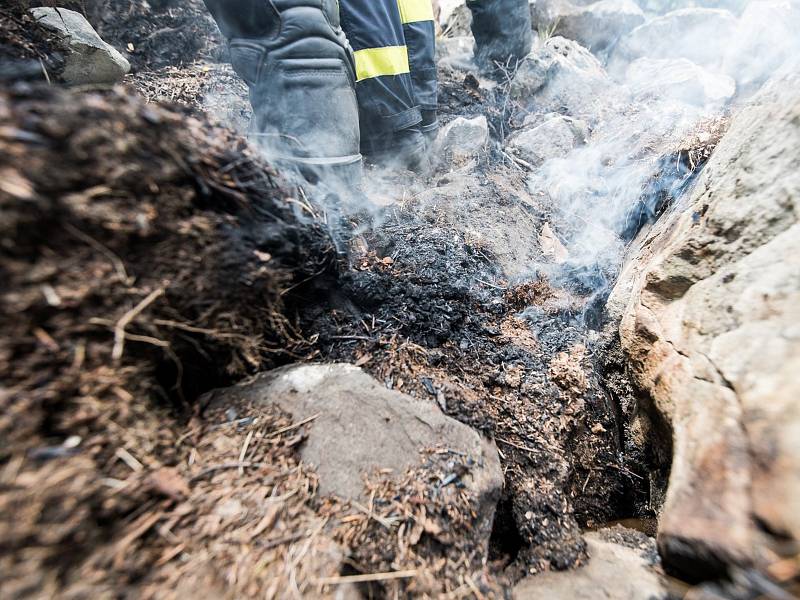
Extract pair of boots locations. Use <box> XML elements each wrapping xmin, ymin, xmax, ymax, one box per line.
<box><xmin>204</xmin><ymin>0</ymin><xmax>532</xmax><ymax>187</ymax></box>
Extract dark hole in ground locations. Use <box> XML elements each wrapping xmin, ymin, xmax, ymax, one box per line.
<box><xmin>488</xmin><ymin>490</ymin><xmax>525</xmax><ymax>566</ymax></box>
<box><xmin>621</xmin><ymin>150</ymin><xmax>704</xmax><ymax>243</ymax></box>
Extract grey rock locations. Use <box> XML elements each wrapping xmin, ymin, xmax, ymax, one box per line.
<box><xmin>521</xmin><ymin>111</ymin><xmax>590</xmax><ymax>141</ymax></box>
<box><xmin>532</xmin><ymin>0</ymin><xmax>646</xmax><ymax>52</ymax></box>
<box><xmin>436</xmin><ymin>0</ymin><xmax>466</xmax><ymax>28</ymax></box>
<box><xmin>436</xmin><ymin>35</ymin><xmax>478</xmax><ymax>74</ymax></box>
<box><xmin>507</xmin><ymin>114</ymin><xmax>580</xmax><ymax>166</ymax></box>
<box><xmin>203</xmin><ymin>364</ymin><xmax>503</xmax><ymax>535</ymax></box>
<box><xmin>608</xmin><ymin>8</ymin><xmax>738</xmax><ymax>75</ymax></box>
<box><xmin>608</xmin><ymin>72</ymin><xmax>800</xmax><ymax>571</ymax></box>
<box><xmin>513</xmin><ymin>529</ymin><xmax>667</xmax><ymax>599</ymax></box>
<box><xmin>436</xmin><ymin>35</ymin><xmax>473</xmax><ymax>62</ymax></box>
<box><xmin>30</xmin><ymin>7</ymin><xmax>130</xmax><ymax>85</ymax></box>
<box><xmin>509</xmin><ymin>42</ymin><xmax>557</xmax><ymax>100</ymax></box>
<box><xmin>510</xmin><ymin>37</ymin><xmax>619</xmax><ymax>123</ymax></box>
<box><xmin>433</xmin><ymin>115</ymin><xmax>490</xmax><ymax>162</ymax></box>
<box><xmin>625</xmin><ymin>57</ymin><xmax>735</xmax><ymax>107</ymax></box>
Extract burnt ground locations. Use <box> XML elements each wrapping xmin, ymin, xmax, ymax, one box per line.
<box><xmin>297</xmin><ymin>71</ymin><xmax>655</xmax><ymax>580</ymax></box>
<box><xmin>0</xmin><ymin>5</ymin><xmax>65</xmax><ymax>82</ymax></box>
<box><xmin>0</xmin><ymin>2</ymin><xmax>671</xmax><ymax>598</ymax></box>
<box><xmin>70</xmin><ymin>0</ymin><xmax>223</xmax><ymax>71</ymax></box>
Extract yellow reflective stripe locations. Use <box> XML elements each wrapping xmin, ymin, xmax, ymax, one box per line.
<box><xmin>397</xmin><ymin>0</ymin><xmax>434</xmax><ymax>23</ymax></box>
<box><xmin>353</xmin><ymin>45</ymin><xmax>410</xmax><ymax>81</ymax></box>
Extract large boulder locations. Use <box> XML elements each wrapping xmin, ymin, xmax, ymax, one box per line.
<box><xmin>625</xmin><ymin>57</ymin><xmax>735</xmax><ymax>108</ymax></box>
<box><xmin>531</xmin><ymin>0</ymin><xmax>646</xmax><ymax>52</ymax></box>
<box><xmin>202</xmin><ymin>363</ymin><xmax>503</xmax><ymax>535</ymax></box>
<box><xmin>29</xmin><ymin>7</ymin><xmax>130</xmax><ymax>85</ymax></box>
<box><xmin>513</xmin><ymin>528</ymin><xmax>668</xmax><ymax>599</ymax></box>
<box><xmin>510</xmin><ymin>37</ymin><xmax>620</xmax><ymax>123</ymax></box>
<box><xmin>607</xmin><ymin>73</ymin><xmax>800</xmax><ymax>576</ymax></box>
<box><xmin>608</xmin><ymin>8</ymin><xmax>738</xmax><ymax>75</ymax></box>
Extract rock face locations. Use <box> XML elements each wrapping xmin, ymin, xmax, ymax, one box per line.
<box><xmin>625</xmin><ymin>57</ymin><xmax>735</xmax><ymax>107</ymax></box>
<box><xmin>532</xmin><ymin>0</ymin><xmax>645</xmax><ymax>52</ymax></box>
<box><xmin>513</xmin><ymin>528</ymin><xmax>668</xmax><ymax>599</ymax></box>
<box><xmin>510</xmin><ymin>37</ymin><xmax>617</xmax><ymax>123</ymax></box>
<box><xmin>30</xmin><ymin>7</ymin><xmax>130</xmax><ymax>84</ymax></box>
<box><xmin>609</xmin><ymin>8</ymin><xmax>738</xmax><ymax>75</ymax></box>
<box><xmin>608</xmin><ymin>73</ymin><xmax>800</xmax><ymax>576</ymax></box>
<box><xmin>203</xmin><ymin>363</ymin><xmax>503</xmax><ymax>531</ymax></box>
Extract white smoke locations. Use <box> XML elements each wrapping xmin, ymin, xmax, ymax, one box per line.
<box><xmin>524</xmin><ymin>0</ymin><xmax>800</xmax><ymax>305</ymax></box>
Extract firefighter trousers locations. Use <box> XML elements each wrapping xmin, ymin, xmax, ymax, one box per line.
<box><xmin>340</xmin><ymin>0</ymin><xmax>437</xmax><ymax>152</ymax></box>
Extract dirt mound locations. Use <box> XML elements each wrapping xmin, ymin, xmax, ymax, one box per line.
<box><xmin>0</xmin><ymin>83</ymin><xmax>335</xmax><ymax>596</ymax></box>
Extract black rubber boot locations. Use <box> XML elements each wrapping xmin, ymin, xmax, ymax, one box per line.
<box><xmin>364</xmin><ymin>125</ymin><xmax>427</xmax><ymax>172</ymax></box>
<box><xmin>203</xmin><ymin>0</ymin><xmax>362</xmax><ymax>186</ymax></box>
<box><xmin>420</xmin><ymin>109</ymin><xmax>438</xmax><ymax>147</ymax></box>
<box><xmin>467</xmin><ymin>0</ymin><xmax>533</xmax><ymax>75</ymax></box>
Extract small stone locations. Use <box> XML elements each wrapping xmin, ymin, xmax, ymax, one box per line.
<box><xmin>507</xmin><ymin>115</ymin><xmax>579</xmax><ymax>167</ymax></box>
<box><xmin>513</xmin><ymin>530</ymin><xmax>668</xmax><ymax>599</ymax></box>
<box><xmin>433</xmin><ymin>115</ymin><xmax>490</xmax><ymax>164</ymax></box>
<box><xmin>29</xmin><ymin>7</ymin><xmax>130</xmax><ymax>85</ymax></box>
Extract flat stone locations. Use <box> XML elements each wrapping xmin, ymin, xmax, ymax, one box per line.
<box><xmin>513</xmin><ymin>529</ymin><xmax>667</xmax><ymax>599</ymax></box>
<box><xmin>30</xmin><ymin>7</ymin><xmax>130</xmax><ymax>85</ymax></box>
<box><xmin>202</xmin><ymin>363</ymin><xmax>503</xmax><ymax>538</ymax></box>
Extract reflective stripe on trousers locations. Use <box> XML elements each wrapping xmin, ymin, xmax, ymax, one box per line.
<box><xmin>397</xmin><ymin>0</ymin><xmax>437</xmax><ymax>113</ymax></box>
<box><xmin>339</xmin><ymin>0</ymin><xmax>421</xmax><ymax>152</ymax></box>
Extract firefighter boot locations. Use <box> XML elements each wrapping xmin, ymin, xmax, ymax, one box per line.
<box><xmin>467</xmin><ymin>0</ymin><xmax>533</xmax><ymax>75</ymax></box>
<box><xmin>204</xmin><ymin>0</ymin><xmax>362</xmax><ymax>186</ymax></box>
